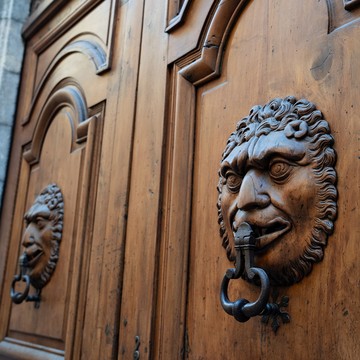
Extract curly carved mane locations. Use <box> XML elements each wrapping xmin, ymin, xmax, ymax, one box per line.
<box><xmin>30</xmin><ymin>183</ymin><xmax>64</xmax><ymax>288</ymax></box>
<box><xmin>217</xmin><ymin>96</ymin><xmax>337</xmax><ymax>285</ymax></box>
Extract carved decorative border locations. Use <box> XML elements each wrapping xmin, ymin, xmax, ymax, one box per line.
<box><xmin>23</xmin><ymin>83</ymin><xmax>89</xmax><ymax>164</ymax></box>
<box><xmin>22</xmin><ymin>0</ymin><xmax>117</xmax><ymax>111</ymax></box>
<box><xmin>179</xmin><ymin>0</ymin><xmax>250</xmax><ymax>86</ymax></box>
<box><xmin>22</xmin><ymin>0</ymin><xmax>68</xmax><ymax>39</ymax></box>
<box><xmin>166</xmin><ymin>0</ymin><xmax>192</xmax><ymax>32</ymax></box>
<box><xmin>23</xmin><ymin>0</ymin><xmax>102</xmax><ymax>40</ymax></box>
<box><xmin>327</xmin><ymin>0</ymin><xmax>360</xmax><ymax>33</ymax></box>
<box><xmin>22</xmin><ymin>36</ymin><xmax>107</xmax><ymax>126</ymax></box>
<box><xmin>344</xmin><ymin>0</ymin><xmax>360</xmax><ymax>10</ymax></box>
<box><xmin>0</xmin><ymin>338</ymin><xmax>64</xmax><ymax>360</ymax></box>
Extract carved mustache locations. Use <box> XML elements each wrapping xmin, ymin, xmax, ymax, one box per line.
<box><xmin>233</xmin><ymin>217</ymin><xmax>292</xmax><ymax>251</ymax></box>
<box><xmin>19</xmin><ymin>247</ymin><xmax>44</xmax><ymax>268</ymax></box>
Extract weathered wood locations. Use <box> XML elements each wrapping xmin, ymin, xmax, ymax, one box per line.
<box><xmin>116</xmin><ymin>0</ymin><xmax>168</xmax><ymax>357</ymax></box>
<box><xmin>159</xmin><ymin>0</ymin><xmax>360</xmax><ymax>358</ymax></box>
<box><xmin>1</xmin><ymin>0</ymin><xmax>359</xmax><ymax>359</ymax></box>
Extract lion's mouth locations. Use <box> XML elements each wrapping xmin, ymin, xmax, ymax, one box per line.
<box><xmin>251</xmin><ymin>218</ymin><xmax>291</xmax><ymax>252</ymax></box>
<box><xmin>20</xmin><ymin>248</ymin><xmax>44</xmax><ymax>268</ymax></box>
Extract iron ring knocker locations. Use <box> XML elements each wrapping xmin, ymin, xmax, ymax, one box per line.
<box><xmin>220</xmin><ymin>222</ymin><xmax>278</xmax><ymax>323</ymax></box>
<box><xmin>10</xmin><ymin>271</ymin><xmax>31</xmax><ymax>304</ymax></box>
<box><xmin>10</xmin><ymin>266</ymin><xmax>41</xmax><ymax>307</ymax></box>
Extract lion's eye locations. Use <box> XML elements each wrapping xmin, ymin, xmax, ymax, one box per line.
<box><xmin>34</xmin><ymin>216</ymin><xmax>47</xmax><ymax>229</ymax></box>
<box><xmin>225</xmin><ymin>173</ymin><xmax>242</xmax><ymax>193</ymax></box>
<box><xmin>269</xmin><ymin>161</ymin><xmax>293</xmax><ymax>183</ymax></box>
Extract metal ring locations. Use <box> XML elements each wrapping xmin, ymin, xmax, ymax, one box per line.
<box><xmin>10</xmin><ymin>274</ymin><xmax>31</xmax><ymax>304</ymax></box>
<box><xmin>220</xmin><ymin>266</ymin><xmax>271</xmax><ymax>322</ymax></box>
<box><xmin>241</xmin><ymin>267</ymin><xmax>270</xmax><ymax>318</ymax></box>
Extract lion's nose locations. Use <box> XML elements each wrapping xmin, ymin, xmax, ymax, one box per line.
<box><xmin>236</xmin><ymin>170</ymin><xmax>270</xmax><ymax>211</ymax></box>
<box><xmin>22</xmin><ymin>230</ymin><xmax>35</xmax><ymax>248</ymax></box>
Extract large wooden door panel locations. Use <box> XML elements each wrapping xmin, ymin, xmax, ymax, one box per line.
<box><xmin>0</xmin><ymin>0</ymin><xmax>155</xmax><ymax>357</ymax></box>
<box><xmin>0</xmin><ymin>87</ymin><xmax>103</xmax><ymax>360</ymax></box>
<box><xmin>1</xmin><ymin>0</ymin><xmax>359</xmax><ymax>359</ymax></box>
<box><xmin>158</xmin><ymin>0</ymin><xmax>360</xmax><ymax>358</ymax></box>
<box><xmin>0</xmin><ymin>1</ymin><xmax>112</xmax><ymax>358</ymax></box>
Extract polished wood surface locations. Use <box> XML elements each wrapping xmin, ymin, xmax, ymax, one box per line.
<box><xmin>0</xmin><ymin>0</ymin><xmax>359</xmax><ymax>359</ymax></box>
<box><xmin>160</xmin><ymin>0</ymin><xmax>360</xmax><ymax>358</ymax></box>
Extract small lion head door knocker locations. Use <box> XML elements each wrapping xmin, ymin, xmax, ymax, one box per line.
<box><xmin>218</xmin><ymin>96</ymin><xmax>337</xmax><ymax>330</ymax></box>
<box><xmin>11</xmin><ymin>184</ymin><xmax>64</xmax><ymax>307</ymax></box>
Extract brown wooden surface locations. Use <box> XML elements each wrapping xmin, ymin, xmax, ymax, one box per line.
<box><xmin>159</xmin><ymin>0</ymin><xmax>360</xmax><ymax>358</ymax></box>
<box><xmin>0</xmin><ymin>0</ymin><xmax>122</xmax><ymax>359</ymax></box>
<box><xmin>0</xmin><ymin>0</ymin><xmax>359</xmax><ymax>359</ymax></box>
<box><xmin>116</xmin><ymin>0</ymin><xmax>168</xmax><ymax>357</ymax></box>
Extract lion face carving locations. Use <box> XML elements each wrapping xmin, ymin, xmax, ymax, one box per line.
<box><xmin>20</xmin><ymin>184</ymin><xmax>64</xmax><ymax>289</ymax></box>
<box><xmin>217</xmin><ymin>96</ymin><xmax>337</xmax><ymax>286</ymax></box>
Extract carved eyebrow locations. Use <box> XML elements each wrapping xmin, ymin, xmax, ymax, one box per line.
<box><xmin>248</xmin><ymin>144</ymin><xmax>307</xmax><ymax>169</ymax></box>
<box><xmin>33</xmin><ymin>210</ymin><xmax>51</xmax><ymax>219</ymax></box>
<box><xmin>220</xmin><ymin>148</ymin><xmax>248</xmax><ymax>177</ymax></box>
<box><xmin>220</xmin><ymin>161</ymin><xmax>235</xmax><ymax>177</ymax></box>
<box><xmin>24</xmin><ymin>208</ymin><xmax>51</xmax><ymax>223</ymax></box>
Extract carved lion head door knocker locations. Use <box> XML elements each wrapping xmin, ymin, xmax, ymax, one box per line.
<box><xmin>218</xmin><ymin>96</ymin><xmax>337</xmax><ymax>331</ymax></box>
<box><xmin>11</xmin><ymin>184</ymin><xmax>64</xmax><ymax>308</ymax></box>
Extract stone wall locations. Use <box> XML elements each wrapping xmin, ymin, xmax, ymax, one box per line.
<box><xmin>0</xmin><ymin>0</ymin><xmax>30</xmax><ymax>208</ymax></box>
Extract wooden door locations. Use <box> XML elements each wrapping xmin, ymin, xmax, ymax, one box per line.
<box><xmin>1</xmin><ymin>0</ymin><xmax>359</xmax><ymax>359</ymax></box>
<box><xmin>0</xmin><ymin>0</ymin><xmax>144</xmax><ymax>358</ymax></box>
<box><xmin>156</xmin><ymin>0</ymin><xmax>360</xmax><ymax>358</ymax></box>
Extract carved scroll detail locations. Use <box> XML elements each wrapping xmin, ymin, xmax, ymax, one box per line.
<box><xmin>217</xmin><ymin>96</ymin><xmax>338</xmax><ymax>286</ymax></box>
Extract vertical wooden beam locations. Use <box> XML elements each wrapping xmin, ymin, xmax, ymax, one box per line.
<box><xmin>117</xmin><ymin>0</ymin><xmax>168</xmax><ymax>358</ymax></box>
<box><xmin>80</xmin><ymin>1</ymin><xmax>145</xmax><ymax>359</ymax></box>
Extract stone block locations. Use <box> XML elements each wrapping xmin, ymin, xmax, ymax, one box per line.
<box><xmin>10</xmin><ymin>0</ymin><xmax>31</xmax><ymax>23</ymax></box>
<box><xmin>0</xmin><ymin>19</ymin><xmax>25</xmax><ymax>73</ymax></box>
<box><xmin>0</xmin><ymin>69</ymin><xmax>20</xmax><ymax>126</ymax></box>
<box><xmin>0</xmin><ymin>123</ymin><xmax>12</xmax><ymax>182</ymax></box>
<box><xmin>0</xmin><ymin>0</ymin><xmax>10</xmax><ymax>19</ymax></box>
<box><xmin>0</xmin><ymin>179</ymin><xmax>3</xmax><ymax>208</ymax></box>
<box><xmin>0</xmin><ymin>0</ymin><xmax>30</xmax><ymax>22</ymax></box>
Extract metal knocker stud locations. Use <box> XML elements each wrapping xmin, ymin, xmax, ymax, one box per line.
<box><xmin>220</xmin><ymin>222</ymin><xmax>282</xmax><ymax>323</ymax></box>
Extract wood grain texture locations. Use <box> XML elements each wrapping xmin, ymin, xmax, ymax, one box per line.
<box><xmin>79</xmin><ymin>1</ymin><xmax>146</xmax><ymax>358</ymax></box>
<box><xmin>1</xmin><ymin>0</ymin><xmax>359</xmax><ymax>359</ymax></box>
<box><xmin>159</xmin><ymin>0</ymin><xmax>360</xmax><ymax>358</ymax></box>
<box><xmin>116</xmin><ymin>0</ymin><xmax>168</xmax><ymax>357</ymax></box>
<box><xmin>0</xmin><ymin>1</ymin><xmax>110</xmax><ymax>358</ymax></box>
<box><xmin>154</xmin><ymin>68</ymin><xmax>195</xmax><ymax>359</ymax></box>
<box><xmin>167</xmin><ymin>0</ymin><xmax>213</xmax><ymax>63</ymax></box>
